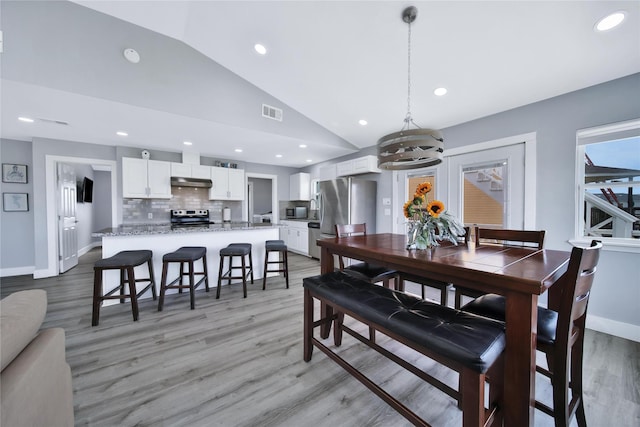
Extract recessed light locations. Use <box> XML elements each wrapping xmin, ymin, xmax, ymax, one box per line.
<box><xmin>595</xmin><ymin>11</ymin><xmax>626</xmax><ymax>32</ymax></box>
<box><xmin>299</xmin><ymin>144</ymin><xmax>307</xmax><ymax>148</ymax></box>
<box><xmin>275</xmin><ymin>154</ymin><xmax>283</xmax><ymax>158</ymax></box>
<box><xmin>434</xmin><ymin>87</ymin><xmax>448</xmax><ymax>96</ymax></box>
<box><xmin>235</xmin><ymin>148</ymin><xmax>243</xmax><ymax>153</ymax></box>
<box><xmin>18</xmin><ymin>117</ymin><xmax>34</xmax><ymax>123</ymax></box>
<box><xmin>254</xmin><ymin>44</ymin><xmax>267</xmax><ymax>55</ymax></box>
<box><xmin>183</xmin><ymin>141</ymin><xmax>193</xmax><ymax>146</ymax></box>
<box><xmin>116</xmin><ymin>131</ymin><xmax>128</xmax><ymax>137</ymax></box>
<box><xmin>306</xmin><ymin>159</ymin><xmax>312</xmax><ymax>163</ymax></box>
<box><xmin>358</xmin><ymin>119</ymin><xmax>368</xmax><ymax>126</ymax></box>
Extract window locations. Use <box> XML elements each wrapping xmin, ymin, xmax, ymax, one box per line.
<box><xmin>576</xmin><ymin>119</ymin><xmax>640</xmax><ymax>248</ymax></box>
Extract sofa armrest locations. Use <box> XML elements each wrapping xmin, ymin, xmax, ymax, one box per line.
<box><xmin>1</xmin><ymin>289</ymin><xmax>47</xmax><ymax>371</ymax></box>
<box><xmin>1</xmin><ymin>328</ymin><xmax>74</xmax><ymax>427</ymax></box>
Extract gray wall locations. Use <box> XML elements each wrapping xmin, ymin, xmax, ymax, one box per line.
<box><xmin>73</xmin><ymin>164</ymin><xmax>95</xmax><ymax>253</ymax></box>
<box><xmin>93</xmin><ymin>170</ymin><xmax>112</xmax><ymax>239</ymax></box>
<box><xmin>0</xmin><ymin>139</ymin><xmax>35</xmax><ymax>273</ymax></box>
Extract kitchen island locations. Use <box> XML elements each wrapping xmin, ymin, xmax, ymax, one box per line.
<box><xmin>92</xmin><ymin>222</ymin><xmax>280</xmax><ymax>306</ymax></box>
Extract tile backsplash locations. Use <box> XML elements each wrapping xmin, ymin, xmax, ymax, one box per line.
<box><xmin>123</xmin><ymin>187</ymin><xmax>241</xmax><ymax>224</ymax></box>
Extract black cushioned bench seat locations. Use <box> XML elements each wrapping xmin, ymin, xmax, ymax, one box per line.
<box><xmin>304</xmin><ymin>271</ymin><xmax>505</xmax><ymax>373</ymax></box>
<box><xmin>303</xmin><ymin>271</ymin><xmax>506</xmax><ymax>427</ymax></box>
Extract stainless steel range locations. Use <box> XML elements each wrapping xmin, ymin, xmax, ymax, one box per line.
<box><xmin>170</xmin><ymin>209</ymin><xmax>215</xmax><ymax>227</ymax></box>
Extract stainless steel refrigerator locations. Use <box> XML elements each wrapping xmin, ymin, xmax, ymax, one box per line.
<box><xmin>319</xmin><ymin>178</ymin><xmax>377</xmax><ymax>236</ymax></box>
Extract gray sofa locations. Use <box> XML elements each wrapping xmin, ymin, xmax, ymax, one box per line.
<box><xmin>1</xmin><ymin>289</ymin><xmax>74</xmax><ymax>426</ymax></box>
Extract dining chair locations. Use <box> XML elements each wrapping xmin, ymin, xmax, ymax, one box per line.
<box><xmin>453</xmin><ymin>227</ymin><xmax>546</xmax><ymax>308</ymax></box>
<box><xmin>462</xmin><ymin>240</ymin><xmax>602</xmax><ymax>427</ymax></box>
<box><xmin>334</xmin><ymin>223</ymin><xmax>400</xmax><ymax>343</ymax></box>
<box><xmin>398</xmin><ymin>226</ymin><xmax>470</xmax><ymax>306</ymax></box>
<box><xmin>334</xmin><ymin>223</ymin><xmax>400</xmax><ymax>290</ymax></box>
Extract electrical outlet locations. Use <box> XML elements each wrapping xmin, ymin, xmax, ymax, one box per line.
<box><xmin>148</xmin><ymin>213</ymin><xmax>153</xmax><ymax>219</ymax></box>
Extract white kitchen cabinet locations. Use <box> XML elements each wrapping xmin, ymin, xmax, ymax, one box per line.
<box><xmin>319</xmin><ymin>164</ymin><xmax>337</xmax><ymax>181</ymax></box>
<box><xmin>210</xmin><ymin>167</ymin><xmax>245</xmax><ymax>200</ymax></box>
<box><xmin>280</xmin><ymin>220</ymin><xmax>309</xmax><ymax>256</ymax></box>
<box><xmin>192</xmin><ymin>165</ymin><xmax>212</xmax><ymax>179</ymax></box>
<box><xmin>170</xmin><ymin>162</ymin><xmax>192</xmax><ymax>178</ymax></box>
<box><xmin>290</xmin><ymin>172</ymin><xmax>310</xmax><ymax>200</ymax></box>
<box><xmin>336</xmin><ymin>155</ymin><xmax>381</xmax><ymax>177</ymax></box>
<box><xmin>170</xmin><ymin>163</ymin><xmax>212</xmax><ymax>179</ymax></box>
<box><xmin>122</xmin><ymin>157</ymin><xmax>172</xmax><ymax>199</ymax></box>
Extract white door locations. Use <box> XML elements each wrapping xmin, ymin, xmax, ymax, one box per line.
<box><xmin>58</xmin><ymin>163</ymin><xmax>78</xmax><ymax>273</ymax></box>
<box><xmin>447</xmin><ymin>143</ymin><xmax>526</xmax><ymax>231</ymax></box>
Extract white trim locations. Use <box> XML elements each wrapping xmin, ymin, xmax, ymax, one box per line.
<box><xmin>0</xmin><ymin>266</ymin><xmax>35</xmax><ymax>277</ymax></box>
<box><xmin>44</xmin><ymin>155</ymin><xmax>118</xmax><ymax>278</ymax></box>
<box><xmin>574</xmin><ymin>120</ymin><xmax>640</xmax><ymax>250</ymax></box>
<box><xmin>244</xmin><ymin>172</ymin><xmax>279</xmax><ymax>224</ymax></box>
<box><xmin>569</xmin><ymin>238</ymin><xmax>640</xmax><ymax>254</ymax></box>
<box><xmin>587</xmin><ymin>314</ymin><xmax>640</xmax><ymax>342</ymax></box>
<box><xmin>576</xmin><ymin>117</ymin><xmax>640</xmax><ymax>140</ymax></box>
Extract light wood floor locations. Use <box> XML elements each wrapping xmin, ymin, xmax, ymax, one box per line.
<box><xmin>1</xmin><ymin>248</ymin><xmax>638</xmax><ymax>427</ymax></box>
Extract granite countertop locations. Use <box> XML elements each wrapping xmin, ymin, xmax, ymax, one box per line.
<box><xmin>92</xmin><ymin>222</ymin><xmax>280</xmax><ymax>237</ymax></box>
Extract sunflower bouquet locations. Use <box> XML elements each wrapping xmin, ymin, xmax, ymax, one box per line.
<box><xmin>403</xmin><ymin>182</ymin><xmax>466</xmax><ymax>249</ymax></box>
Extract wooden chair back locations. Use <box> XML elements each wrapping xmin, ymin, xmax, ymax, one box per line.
<box><xmin>335</xmin><ymin>224</ymin><xmax>367</xmax><ymax>270</ymax></box>
<box><xmin>557</xmin><ymin>240</ymin><xmax>601</xmax><ymax>347</ymax></box>
<box><xmin>474</xmin><ymin>227</ymin><xmax>545</xmax><ymax>249</ymax></box>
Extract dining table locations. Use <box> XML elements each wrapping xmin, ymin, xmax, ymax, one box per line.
<box><xmin>316</xmin><ymin>233</ymin><xmax>571</xmax><ymax>427</ymax></box>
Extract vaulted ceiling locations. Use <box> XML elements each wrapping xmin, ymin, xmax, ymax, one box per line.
<box><xmin>2</xmin><ymin>1</ymin><xmax>639</xmax><ymax>167</ymax></box>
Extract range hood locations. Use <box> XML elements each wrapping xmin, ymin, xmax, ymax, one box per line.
<box><xmin>170</xmin><ymin>176</ymin><xmax>212</xmax><ymax>188</ymax></box>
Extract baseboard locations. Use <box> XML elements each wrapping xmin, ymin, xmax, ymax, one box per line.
<box><xmin>79</xmin><ymin>242</ymin><xmax>100</xmax><ymax>257</ymax></box>
<box><xmin>587</xmin><ymin>314</ymin><xmax>640</xmax><ymax>342</ymax></box>
<box><xmin>0</xmin><ymin>266</ymin><xmax>35</xmax><ymax>277</ymax></box>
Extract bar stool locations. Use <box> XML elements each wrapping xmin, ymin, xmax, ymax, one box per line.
<box><xmin>158</xmin><ymin>246</ymin><xmax>209</xmax><ymax>311</ymax></box>
<box><xmin>217</xmin><ymin>243</ymin><xmax>253</xmax><ymax>298</ymax></box>
<box><xmin>263</xmin><ymin>240</ymin><xmax>289</xmax><ymax>289</ymax></box>
<box><xmin>92</xmin><ymin>250</ymin><xmax>156</xmax><ymax>326</ymax></box>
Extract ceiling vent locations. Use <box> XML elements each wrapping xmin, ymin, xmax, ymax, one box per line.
<box><xmin>38</xmin><ymin>117</ymin><xmax>69</xmax><ymax>126</ymax></box>
<box><xmin>262</xmin><ymin>104</ymin><xmax>283</xmax><ymax>122</ymax></box>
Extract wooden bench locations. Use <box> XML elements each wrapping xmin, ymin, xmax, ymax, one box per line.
<box><xmin>303</xmin><ymin>271</ymin><xmax>506</xmax><ymax>427</ymax></box>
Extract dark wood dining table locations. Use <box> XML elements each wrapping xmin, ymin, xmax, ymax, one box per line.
<box><xmin>317</xmin><ymin>233</ymin><xmax>571</xmax><ymax>427</ymax></box>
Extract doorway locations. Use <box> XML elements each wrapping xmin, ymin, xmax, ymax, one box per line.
<box><xmin>41</xmin><ymin>155</ymin><xmax>118</xmax><ymax>278</ymax></box>
<box><xmin>243</xmin><ymin>173</ymin><xmax>279</xmax><ymax>224</ymax></box>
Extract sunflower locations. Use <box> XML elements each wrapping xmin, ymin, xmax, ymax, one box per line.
<box><xmin>403</xmin><ymin>200</ymin><xmax>413</xmax><ymax>218</ymax></box>
<box><xmin>427</xmin><ymin>200</ymin><xmax>445</xmax><ymax>218</ymax></box>
<box><xmin>416</xmin><ymin>182</ymin><xmax>432</xmax><ymax>195</ymax></box>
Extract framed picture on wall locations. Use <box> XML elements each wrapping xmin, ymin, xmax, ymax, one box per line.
<box><xmin>2</xmin><ymin>164</ymin><xmax>28</xmax><ymax>183</ymax></box>
<box><xmin>3</xmin><ymin>193</ymin><xmax>29</xmax><ymax>212</ymax></box>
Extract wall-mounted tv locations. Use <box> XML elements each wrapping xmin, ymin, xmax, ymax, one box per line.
<box><xmin>82</xmin><ymin>177</ymin><xmax>93</xmax><ymax>203</ymax></box>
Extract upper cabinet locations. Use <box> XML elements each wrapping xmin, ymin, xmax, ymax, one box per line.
<box><xmin>122</xmin><ymin>158</ymin><xmax>172</xmax><ymax>199</ymax></box>
<box><xmin>170</xmin><ymin>162</ymin><xmax>211</xmax><ymax>179</ymax></box>
<box><xmin>336</xmin><ymin>155</ymin><xmax>381</xmax><ymax>177</ymax></box>
<box><xmin>210</xmin><ymin>167</ymin><xmax>245</xmax><ymax>200</ymax></box>
<box><xmin>290</xmin><ymin>172</ymin><xmax>310</xmax><ymax>200</ymax></box>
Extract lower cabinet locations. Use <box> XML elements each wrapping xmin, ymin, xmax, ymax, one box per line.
<box><xmin>280</xmin><ymin>221</ymin><xmax>309</xmax><ymax>256</ymax></box>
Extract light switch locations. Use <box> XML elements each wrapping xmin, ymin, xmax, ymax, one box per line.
<box><xmin>384</xmin><ymin>208</ymin><xmax>391</xmax><ymax>216</ymax></box>
<box><xmin>382</xmin><ymin>198</ymin><xmax>391</xmax><ymax>206</ymax></box>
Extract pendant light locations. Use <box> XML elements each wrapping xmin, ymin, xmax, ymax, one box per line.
<box><xmin>377</xmin><ymin>6</ymin><xmax>444</xmax><ymax>170</ymax></box>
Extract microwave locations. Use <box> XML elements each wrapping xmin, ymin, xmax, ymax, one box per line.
<box><xmin>286</xmin><ymin>206</ymin><xmax>308</xmax><ymax>219</ymax></box>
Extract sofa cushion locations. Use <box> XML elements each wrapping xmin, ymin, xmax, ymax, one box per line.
<box><xmin>1</xmin><ymin>290</ymin><xmax>47</xmax><ymax>371</ymax></box>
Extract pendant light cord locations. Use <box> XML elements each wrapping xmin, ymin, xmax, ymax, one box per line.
<box><xmin>404</xmin><ymin>18</ymin><xmax>413</xmax><ymax>129</ymax></box>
